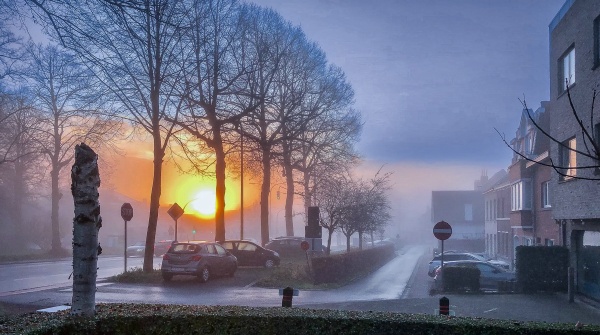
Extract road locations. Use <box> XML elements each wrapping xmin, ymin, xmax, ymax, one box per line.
<box><xmin>0</xmin><ymin>245</ymin><xmax>428</xmax><ymax>309</ymax></box>
<box><xmin>0</xmin><ymin>256</ymin><xmax>159</xmax><ymax>297</ymax></box>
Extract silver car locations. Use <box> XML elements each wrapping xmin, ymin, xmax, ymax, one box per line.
<box><xmin>432</xmin><ymin>260</ymin><xmax>516</xmax><ymax>292</ymax></box>
<box><xmin>160</xmin><ymin>241</ymin><xmax>237</xmax><ymax>282</ymax></box>
<box><xmin>428</xmin><ymin>252</ymin><xmax>509</xmax><ymax>276</ymax></box>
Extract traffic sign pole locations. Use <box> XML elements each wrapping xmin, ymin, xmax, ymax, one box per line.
<box><xmin>120</xmin><ymin>203</ymin><xmax>134</xmax><ymax>273</ymax></box>
<box><xmin>433</xmin><ymin>221</ymin><xmax>452</xmax><ymax>282</ymax></box>
<box><xmin>124</xmin><ymin>220</ymin><xmax>127</xmax><ymax>273</ymax></box>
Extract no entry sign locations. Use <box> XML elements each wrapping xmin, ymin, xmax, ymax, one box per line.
<box><xmin>433</xmin><ymin>220</ymin><xmax>452</xmax><ymax>240</ymax></box>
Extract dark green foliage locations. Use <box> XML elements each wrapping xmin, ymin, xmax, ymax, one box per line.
<box><xmin>516</xmin><ymin>246</ymin><xmax>568</xmax><ymax>293</ymax></box>
<box><xmin>4</xmin><ymin>303</ymin><xmax>600</xmax><ymax>335</ymax></box>
<box><xmin>311</xmin><ymin>245</ymin><xmax>395</xmax><ymax>284</ymax></box>
<box><xmin>442</xmin><ymin>267</ymin><xmax>480</xmax><ymax>292</ymax></box>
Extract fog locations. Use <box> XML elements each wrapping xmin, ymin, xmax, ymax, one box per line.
<box><xmin>1</xmin><ymin>0</ymin><xmax>589</xmax><ymax>326</ymax></box>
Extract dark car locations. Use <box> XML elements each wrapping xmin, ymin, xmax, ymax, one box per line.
<box><xmin>221</xmin><ymin>240</ymin><xmax>280</xmax><ymax>268</ymax></box>
<box><xmin>265</xmin><ymin>236</ymin><xmax>325</xmax><ymax>257</ymax></box>
<box><xmin>154</xmin><ymin>240</ymin><xmax>174</xmax><ymax>256</ymax></box>
<box><xmin>126</xmin><ymin>241</ymin><xmax>146</xmax><ymax>257</ymax></box>
<box><xmin>160</xmin><ymin>241</ymin><xmax>237</xmax><ymax>282</ymax></box>
<box><xmin>432</xmin><ymin>260</ymin><xmax>516</xmax><ymax>292</ymax></box>
<box><xmin>428</xmin><ymin>252</ymin><xmax>510</xmax><ymax>276</ymax></box>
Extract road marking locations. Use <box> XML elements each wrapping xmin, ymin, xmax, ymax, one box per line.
<box><xmin>484</xmin><ymin>308</ymin><xmax>498</xmax><ymax>313</ymax></box>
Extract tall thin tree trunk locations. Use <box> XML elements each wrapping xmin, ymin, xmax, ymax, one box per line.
<box><xmin>284</xmin><ymin>164</ymin><xmax>294</xmax><ymax>236</ymax></box>
<box><xmin>51</xmin><ymin>166</ymin><xmax>61</xmax><ymax>254</ymax></box>
<box><xmin>358</xmin><ymin>230</ymin><xmax>363</xmax><ymax>250</ymax></box>
<box><xmin>143</xmin><ymin>131</ymin><xmax>163</xmax><ymax>272</ymax></box>
<box><xmin>214</xmin><ymin>140</ymin><xmax>226</xmax><ymax>243</ymax></box>
<box><xmin>71</xmin><ymin>143</ymin><xmax>101</xmax><ymax>316</ymax></box>
<box><xmin>326</xmin><ymin>227</ymin><xmax>333</xmax><ymax>255</ymax></box>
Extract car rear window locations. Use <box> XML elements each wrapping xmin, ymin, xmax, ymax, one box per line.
<box><xmin>170</xmin><ymin>244</ymin><xmax>201</xmax><ymax>253</ymax></box>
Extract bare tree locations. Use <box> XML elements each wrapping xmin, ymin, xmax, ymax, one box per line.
<box><xmin>497</xmin><ymin>84</ymin><xmax>600</xmax><ymax>181</ymax></box>
<box><xmin>27</xmin><ymin>0</ymin><xmax>187</xmax><ymax>269</ymax></box>
<box><xmin>25</xmin><ymin>43</ymin><xmax>119</xmax><ymax>255</ymax></box>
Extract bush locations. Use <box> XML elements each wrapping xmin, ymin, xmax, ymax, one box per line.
<box><xmin>516</xmin><ymin>246</ymin><xmax>568</xmax><ymax>293</ymax></box>
<box><xmin>5</xmin><ymin>303</ymin><xmax>600</xmax><ymax>335</ymax></box>
<box><xmin>442</xmin><ymin>266</ymin><xmax>480</xmax><ymax>292</ymax></box>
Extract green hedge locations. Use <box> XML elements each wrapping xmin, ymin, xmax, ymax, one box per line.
<box><xmin>516</xmin><ymin>246</ymin><xmax>568</xmax><ymax>293</ymax></box>
<box><xmin>5</xmin><ymin>304</ymin><xmax>600</xmax><ymax>335</ymax></box>
<box><xmin>310</xmin><ymin>245</ymin><xmax>395</xmax><ymax>284</ymax></box>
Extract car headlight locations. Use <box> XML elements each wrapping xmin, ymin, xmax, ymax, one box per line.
<box><xmin>273</xmin><ymin>252</ymin><xmax>279</xmax><ymax>257</ymax></box>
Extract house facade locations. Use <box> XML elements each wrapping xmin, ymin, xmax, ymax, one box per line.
<box><xmin>547</xmin><ymin>0</ymin><xmax>600</xmax><ymax>301</ymax></box>
<box><xmin>483</xmin><ymin>171</ymin><xmax>511</xmax><ymax>264</ymax></box>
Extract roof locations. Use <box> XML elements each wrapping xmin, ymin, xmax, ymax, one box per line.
<box><xmin>549</xmin><ymin>0</ymin><xmax>575</xmax><ymax>32</ymax></box>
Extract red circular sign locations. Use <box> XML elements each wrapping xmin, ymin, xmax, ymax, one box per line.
<box><xmin>300</xmin><ymin>240</ymin><xmax>309</xmax><ymax>251</ymax></box>
<box><xmin>433</xmin><ymin>220</ymin><xmax>452</xmax><ymax>240</ymax></box>
<box><xmin>121</xmin><ymin>203</ymin><xmax>133</xmax><ymax>221</ymax></box>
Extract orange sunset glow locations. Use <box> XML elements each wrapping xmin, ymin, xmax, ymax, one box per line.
<box><xmin>107</xmin><ymin>139</ymin><xmax>253</xmax><ymax>219</ymax></box>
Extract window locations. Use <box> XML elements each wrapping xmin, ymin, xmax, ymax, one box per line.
<box><xmin>559</xmin><ymin>137</ymin><xmax>576</xmax><ymax>179</ymax></box>
<box><xmin>559</xmin><ymin>47</ymin><xmax>575</xmax><ymax>93</ymax></box>
<box><xmin>511</xmin><ymin>179</ymin><xmax>532</xmax><ymax>211</ymax></box>
<box><xmin>465</xmin><ymin>204</ymin><xmax>473</xmax><ymax>221</ymax></box>
<box><xmin>541</xmin><ymin>181</ymin><xmax>551</xmax><ymax>208</ymax></box>
<box><xmin>545</xmin><ymin>239</ymin><xmax>555</xmax><ymax>246</ymax></box>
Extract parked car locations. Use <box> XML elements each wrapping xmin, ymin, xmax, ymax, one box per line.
<box><xmin>427</xmin><ymin>252</ymin><xmax>509</xmax><ymax>276</ymax></box>
<box><xmin>160</xmin><ymin>241</ymin><xmax>237</xmax><ymax>282</ymax></box>
<box><xmin>432</xmin><ymin>260</ymin><xmax>516</xmax><ymax>291</ymax></box>
<box><xmin>126</xmin><ymin>241</ymin><xmax>146</xmax><ymax>257</ymax></box>
<box><xmin>220</xmin><ymin>240</ymin><xmax>280</xmax><ymax>268</ymax></box>
<box><xmin>265</xmin><ymin>237</ymin><xmax>325</xmax><ymax>257</ymax></box>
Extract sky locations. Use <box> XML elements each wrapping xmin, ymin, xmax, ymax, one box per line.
<box><xmin>244</xmin><ymin>0</ymin><xmax>567</xmax><ymax>237</ymax></box>
<box><xmin>11</xmin><ymin>1</ymin><xmax>569</xmax><ymax>241</ymax></box>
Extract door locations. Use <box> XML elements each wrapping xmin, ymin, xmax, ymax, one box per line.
<box><xmin>236</xmin><ymin>242</ymin><xmax>259</xmax><ymax>266</ymax></box>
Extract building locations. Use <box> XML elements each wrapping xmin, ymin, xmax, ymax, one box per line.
<box><xmin>431</xmin><ymin>173</ymin><xmax>488</xmax><ymax>253</ymax></box>
<box><xmin>547</xmin><ymin>0</ymin><xmax>600</xmax><ymax>301</ymax></box>
<box><xmin>483</xmin><ymin>170</ymin><xmax>511</xmax><ymax>263</ymax></box>
<box><xmin>507</xmin><ymin>104</ymin><xmax>559</xmax><ymax>264</ymax></box>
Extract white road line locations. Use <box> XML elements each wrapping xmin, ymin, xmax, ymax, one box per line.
<box><xmin>484</xmin><ymin>308</ymin><xmax>498</xmax><ymax>313</ymax></box>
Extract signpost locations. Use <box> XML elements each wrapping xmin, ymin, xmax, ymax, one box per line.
<box><xmin>433</xmin><ymin>220</ymin><xmax>452</xmax><ymax>277</ymax></box>
<box><xmin>167</xmin><ymin>203</ymin><xmax>184</xmax><ymax>241</ymax></box>
<box><xmin>121</xmin><ymin>203</ymin><xmax>133</xmax><ymax>272</ymax></box>
<box><xmin>300</xmin><ymin>240</ymin><xmax>311</xmax><ymax>274</ymax></box>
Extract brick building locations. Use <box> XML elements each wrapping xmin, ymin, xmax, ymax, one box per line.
<box><xmin>547</xmin><ymin>0</ymin><xmax>600</xmax><ymax>300</ymax></box>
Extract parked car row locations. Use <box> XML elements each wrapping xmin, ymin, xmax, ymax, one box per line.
<box><xmin>427</xmin><ymin>252</ymin><xmax>510</xmax><ymax>277</ymax></box>
<box><xmin>431</xmin><ymin>260</ymin><xmax>516</xmax><ymax>292</ymax></box>
<box><xmin>159</xmin><ymin>239</ymin><xmax>285</xmax><ymax>282</ymax></box>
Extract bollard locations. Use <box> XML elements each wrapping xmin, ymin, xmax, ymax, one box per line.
<box><xmin>439</xmin><ymin>296</ymin><xmax>449</xmax><ymax>315</ymax></box>
<box><xmin>282</xmin><ymin>286</ymin><xmax>294</xmax><ymax>307</ymax></box>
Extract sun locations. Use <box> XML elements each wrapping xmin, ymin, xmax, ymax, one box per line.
<box><xmin>187</xmin><ymin>189</ymin><xmax>217</xmax><ymax>218</ymax></box>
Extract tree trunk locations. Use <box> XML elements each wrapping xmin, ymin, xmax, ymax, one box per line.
<box><xmin>284</xmin><ymin>163</ymin><xmax>294</xmax><ymax>236</ymax></box>
<box><xmin>70</xmin><ymin>143</ymin><xmax>101</xmax><ymax>316</ymax></box>
<box><xmin>346</xmin><ymin>233</ymin><xmax>351</xmax><ymax>253</ymax></box>
<box><xmin>281</xmin><ymin>138</ymin><xmax>295</xmax><ymax>236</ymax></box>
<box><xmin>358</xmin><ymin>230</ymin><xmax>363</xmax><ymax>250</ymax></box>
<box><xmin>214</xmin><ymin>139</ymin><xmax>226</xmax><ymax>243</ymax></box>
<box><xmin>143</xmin><ymin>132</ymin><xmax>163</xmax><ymax>272</ymax></box>
<box><xmin>51</xmin><ymin>165</ymin><xmax>61</xmax><ymax>254</ymax></box>
<box><xmin>260</xmin><ymin>145</ymin><xmax>271</xmax><ymax>245</ymax></box>
<box><xmin>326</xmin><ymin>227</ymin><xmax>333</xmax><ymax>255</ymax></box>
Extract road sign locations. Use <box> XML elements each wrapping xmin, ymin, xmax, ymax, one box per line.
<box><xmin>433</xmin><ymin>220</ymin><xmax>452</xmax><ymax>240</ymax></box>
<box><xmin>300</xmin><ymin>240</ymin><xmax>309</xmax><ymax>251</ymax></box>
<box><xmin>121</xmin><ymin>203</ymin><xmax>133</xmax><ymax>221</ymax></box>
<box><xmin>167</xmin><ymin>203</ymin><xmax>184</xmax><ymax>221</ymax></box>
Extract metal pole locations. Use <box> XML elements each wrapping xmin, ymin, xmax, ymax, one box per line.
<box><xmin>175</xmin><ymin>218</ymin><xmax>178</xmax><ymax>242</ymax></box>
<box><xmin>441</xmin><ymin>239</ymin><xmax>444</xmax><ymax>285</ymax></box>
<box><xmin>240</xmin><ymin>129</ymin><xmax>244</xmax><ymax>240</ymax></box>
<box><xmin>124</xmin><ymin>220</ymin><xmax>127</xmax><ymax>273</ymax></box>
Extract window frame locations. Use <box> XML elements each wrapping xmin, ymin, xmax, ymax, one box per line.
<box><xmin>541</xmin><ymin>181</ymin><xmax>551</xmax><ymax>208</ymax></box>
<box><xmin>511</xmin><ymin>179</ymin><xmax>532</xmax><ymax>211</ymax></box>
<box><xmin>559</xmin><ymin>137</ymin><xmax>577</xmax><ymax>180</ymax></box>
<box><xmin>559</xmin><ymin>46</ymin><xmax>575</xmax><ymax>93</ymax></box>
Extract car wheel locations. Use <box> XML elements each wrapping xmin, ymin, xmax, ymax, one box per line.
<box><xmin>162</xmin><ymin>273</ymin><xmax>173</xmax><ymax>282</ymax></box>
<box><xmin>198</xmin><ymin>266</ymin><xmax>210</xmax><ymax>283</ymax></box>
<box><xmin>264</xmin><ymin>259</ymin><xmax>275</xmax><ymax>268</ymax></box>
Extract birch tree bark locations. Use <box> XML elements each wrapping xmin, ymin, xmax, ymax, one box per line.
<box><xmin>70</xmin><ymin>143</ymin><xmax>101</xmax><ymax>316</ymax></box>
